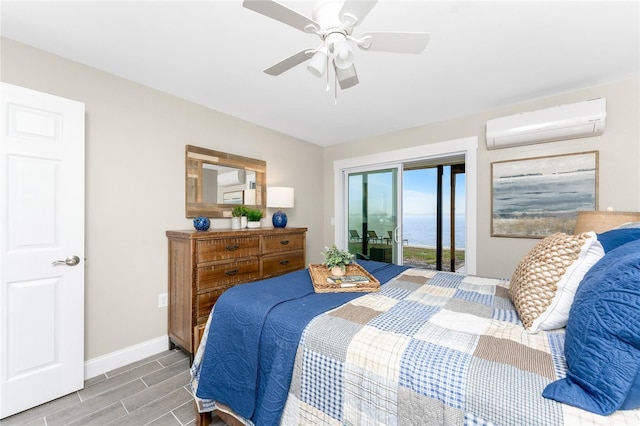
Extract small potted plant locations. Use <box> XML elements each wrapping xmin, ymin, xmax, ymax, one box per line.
<box><xmin>246</xmin><ymin>207</ymin><xmax>263</xmax><ymax>228</ymax></box>
<box><xmin>322</xmin><ymin>244</ymin><xmax>355</xmax><ymax>277</ymax></box>
<box><xmin>231</xmin><ymin>205</ymin><xmax>248</xmax><ymax>229</ymax></box>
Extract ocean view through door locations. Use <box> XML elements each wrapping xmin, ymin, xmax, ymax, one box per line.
<box><xmin>346</xmin><ymin>161</ymin><xmax>466</xmax><ymax>272</ymax></box>
<box><xmin>347</xmin><ymin>168</ymin><xmax>400</xmax><ymax>264</ymax></box>
<box><xmin>403</xmin><ymin>163</ymin><xmax>466</xmax><ymax>272</ymax></box>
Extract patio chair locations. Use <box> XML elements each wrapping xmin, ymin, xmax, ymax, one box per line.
<box><xmin>349</xmin><ymin>230</ymin><xmax>362</xmax><ymax>242</ymax></box>
<box><xmin>367</xmin><ymin>230</ymin><xmax>383</xmax><ymax>244</ymax></box>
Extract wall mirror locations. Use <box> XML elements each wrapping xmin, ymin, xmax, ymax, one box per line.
<box><xmin>185</xmin><ymin>145</ymin><xmax>266</xmax><ymax>218</ymax></box>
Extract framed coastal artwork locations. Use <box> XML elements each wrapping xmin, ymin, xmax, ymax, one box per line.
<box><xmin>491</xmin><ymin>151</ymin><xmax>598</xmax><ymax>238</ymax></box>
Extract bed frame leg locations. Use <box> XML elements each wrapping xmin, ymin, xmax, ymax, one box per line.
<box><xmin>195</xmin><ymin>401</ymin><xmax>211</xmax><ymax>426</ymax></box>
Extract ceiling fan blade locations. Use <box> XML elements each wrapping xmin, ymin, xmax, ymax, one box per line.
<box><xmin>335</xmin><ymin>64</ymin><xmax>359</xmax><ymax>90</ymax></box>
<box><xmin>339</xmin><ymin>0</ymin><xmax>378</xmax><ymax>27</ymax></box>
<box><xmin>263</xmin><ymin>50</ymin><xmax>313</xmax><ymax>76</ymax></box>
<box><xmin>243</xmin><ymin>0</ymin><xmax>320</xmax><ymax>33</ymax></box>
<box><xmin>358</xmin><ymin>32</ymin><xmax>431</xmax><ymax>54</ymax></box>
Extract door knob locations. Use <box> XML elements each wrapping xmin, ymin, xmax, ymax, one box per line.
<box><xmin>52</xmin><ymin>255</ymin><xmax>81</xmax><ymax>266</ymax></box>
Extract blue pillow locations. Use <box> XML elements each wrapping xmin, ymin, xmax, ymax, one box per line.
<box><xmin>542</xmin><ymin>238</ymin><xmax>640</xmax><ymax>414</ymax></box>
<box><xmin>597</xmin><ymin>228</ymin><xmax>640</xmax><ymax>252</ymax></box>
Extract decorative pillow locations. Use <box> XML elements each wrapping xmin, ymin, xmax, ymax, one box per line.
<box><xmin>597</xmin><ymin>228</ymin><xmax>640</xmax><ymax>252</ymax></box>
<box><xmin>509</xmin><ymin>232</ymin><xmax>603</xmax><ymax>332</ymax></box>
<box><xmin>543</xmin><ymin>238</ymin><xmax>640</xmax><ymax>415</ymax></box>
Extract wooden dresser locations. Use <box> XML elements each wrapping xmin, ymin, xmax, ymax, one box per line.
<box><xmin>166</xmin><ymin>227</ymin><xmax>307</xmax><ymax>354</ymax></box>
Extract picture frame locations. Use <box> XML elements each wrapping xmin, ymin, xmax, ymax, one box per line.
<box><xmin>491</xmin><ymin>151</ymin><xmax>598</xmax><ymax>238</ymax></box>
<box><xmin>222</xmin><ymin>190</ymin><xmax>244</xmax><ymax>205</ymax></box>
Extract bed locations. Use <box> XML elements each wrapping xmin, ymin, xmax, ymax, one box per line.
<box><xmin>190</xmin><ymin>228</ymin><xmax>640</xmax><ymax>426</ymax></box>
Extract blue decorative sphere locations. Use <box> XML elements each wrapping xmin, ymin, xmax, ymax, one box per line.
<box><xmin>193</xmin><ymin>216</ymin><xmax>210</xmax><ymax>231</ymax></box>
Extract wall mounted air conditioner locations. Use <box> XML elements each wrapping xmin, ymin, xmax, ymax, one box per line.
<box><xmin>217</xmin><ymin>169</ymin><xmax>245</xmax><ymax>187</ymax></box>
<box><xmin>486</xmin><ymin>98</ymin><xmax>606</xmax><ymax>150</ymax></box>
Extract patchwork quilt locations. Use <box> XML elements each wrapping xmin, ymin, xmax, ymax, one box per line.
<box><xmin>279</xmin><ymin>269</ymin><xmax>640</xmax><ymax>425</ymax></box>
<box><xmin>192</xmin><ymin>267</ymin><xmax>640</xmax><ymax>425</ymax></box>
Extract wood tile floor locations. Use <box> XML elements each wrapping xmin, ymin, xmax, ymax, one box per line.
<box><xmin>0</xmin><ymin>349</ymin><xmax>225</xmax><ymax>426</ymax></box>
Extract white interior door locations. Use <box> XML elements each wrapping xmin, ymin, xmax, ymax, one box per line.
<box><xmin>0</xmin><ymin>83</ymin><xmax>85</xmax><ymax>418</ymax></box>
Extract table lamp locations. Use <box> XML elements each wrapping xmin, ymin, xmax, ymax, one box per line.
<box><xmin>267</xmin><ymin>187</ymin><xmax>294</xmax><ymax>228</ymax></box>
<box><xmin>573</xmin><ymin>210</ymin><xmax>640</xmax><ymax>233</ymax></box>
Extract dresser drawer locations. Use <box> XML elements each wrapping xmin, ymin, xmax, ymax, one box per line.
<box><xmin>262</xmin><ymin>233</ymin><xmax>305</xmax><ymax>255</ymax></box>
<box><xmin>262</xmin><ymin>250</ymin><xmax>306</xmax><ymax>278</ymax></box>
<box><xmin>196</xmin><ymin>236</ymin><xmax>260</xmax><ymax>263</ymax></box>
<box><xmin>168</xmin><ymin>227</ymin><xmax>306</xmax><ymax>355</ymax></box>
<box><xmin>197</xmin><ymin>258</ymin><xmax>261</xmax><ymax>291</ymax></box>
<box><xmin>196</xmin><ymin>289</ymin><xmax>226</xmax><ymax>325</ymax></box>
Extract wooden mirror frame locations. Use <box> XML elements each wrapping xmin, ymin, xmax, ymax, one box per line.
<box><xmin>185</xmin><ymin>145</ymin><xmax>266</xmax><ymax>218</ymax></box>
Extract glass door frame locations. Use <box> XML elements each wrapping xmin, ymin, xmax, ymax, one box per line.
<box><xmin>344</xmin><ymin>164</ymin><xmax>404</xmax><ymax>264</ymax></box>
<box><xmin>332</xmin><ymin>136</ymin><xmax>478</xmax><ymax>275</ymax></box>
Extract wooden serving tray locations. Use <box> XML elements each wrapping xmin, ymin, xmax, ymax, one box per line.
<box><xmin>308</xmin><ymin>263</ymin><xmax>380</xmax><ymax>293</ymax></box>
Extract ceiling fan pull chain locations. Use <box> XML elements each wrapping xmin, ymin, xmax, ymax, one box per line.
<box><xmin>325</xmin><ymin>51</ymin><xmax>330</xmax><ymax>92</ymax></box>
<box><xmin>334</xmin><ymin>70</ymin><xmax>338</xmax><ymax>105</ymax></box>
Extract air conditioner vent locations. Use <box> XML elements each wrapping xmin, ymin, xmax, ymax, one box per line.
<box><xmin>217</xmin><ymin>169</ymin><xmax>245</xmax><ymax>187</ymax></box>
<box><xmin>486</xmin><ymin>98</ymin><xmax>606</xmax><ymax>150</ymax></box>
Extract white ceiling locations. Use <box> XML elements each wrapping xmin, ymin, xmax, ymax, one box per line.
<box><xmin>1</xmin><ymin>1</ymin><xmax>638</xmax><ymax>147</ymax></box>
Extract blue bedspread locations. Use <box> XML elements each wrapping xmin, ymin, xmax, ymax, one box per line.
<box><xmin>195</xmin><ymin>261</ymin><xmax>408</xmax><ymax>425</ymax></box>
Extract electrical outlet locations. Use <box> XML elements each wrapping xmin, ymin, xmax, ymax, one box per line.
<box><xmin>158</xmin><ymin>293</ymin><xmax>168</xmax><ymax>308</ymax></box>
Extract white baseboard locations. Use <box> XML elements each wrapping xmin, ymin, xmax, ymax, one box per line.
<box><xmin>84</xmin><ymin>335</ymin><xmax>170</xmax><ymax>379</ymax></box>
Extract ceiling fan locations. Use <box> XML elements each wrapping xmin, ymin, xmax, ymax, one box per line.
<box><xmin>242</xmin><ymin>0</ymin><xmax>430</xmax><ymax>90</ymax></box>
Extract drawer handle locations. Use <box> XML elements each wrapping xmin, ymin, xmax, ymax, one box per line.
<box><xmin>225</xmin><ymin>244</ymin><xmax>239</xmax><ymax>251</ymax></box>
<box><xmin>279</xmin><ymin>260</ymin><xmax>289</xmax><ymax>265</ymax></box>
<box><xmin>279</xmin><ymin>240</ymin><xmax>290</xmax><ymax>245</ymax></box>
<box><xmin>225</xmin><ymin>269</ymin><xmax>238</xmax><ymax>276</ymax></box>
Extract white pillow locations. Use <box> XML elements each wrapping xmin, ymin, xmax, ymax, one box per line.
<box><xmin>509</xmin><ymin>231</ymin><xmax>604</xmax><ymax>332</ymax></box>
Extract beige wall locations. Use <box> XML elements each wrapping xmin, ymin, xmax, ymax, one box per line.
<box><xmin>1</xmin><ymin>38</ymin><xmax>324</xmax><ymax>360</ymax></box>
<box><xmin>324</xmin><ymin>76</ymin><xmax>640</xmax><ymax>279</ymax></box>
<box><xmin>3</xmin><ymin>36</ymin><xmax>639</xmax><ymax>362</ymax></box>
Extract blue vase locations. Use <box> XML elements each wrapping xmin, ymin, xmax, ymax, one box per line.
<box><xmin>272</xmin><ymin>210</ymin><xmax>288</xmax><ymax>228</ymax></box>
<box><xmin>193</xmin><ymin>216</ymin><xmax>210</xmax><ymax>231</ymax></box>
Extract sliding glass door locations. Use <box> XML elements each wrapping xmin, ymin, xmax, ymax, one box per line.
<box><xmin>402</xmin><ymin>163</ymin><xmax>465</xmax><ymax>271</ymax></box>
<box><xmin>347</xmin><ymin>167</ymin><xmax>401</xmax><ymax>264</ymax></box>
<box><xmin>344</xmin><ymin>161</ymin><xmax>466</xmax><ymax>270</ymax></box>
<box><xmin>334</xmin><ymin>136</ymin><xmax>477</xmax><ymax>274</ymax></box>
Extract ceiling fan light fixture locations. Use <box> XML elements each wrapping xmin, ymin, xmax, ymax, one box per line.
<box><xmin>307</xmin><ymin>46</ymin><xmax>328</xmax><ymax>77</ymax></box>
<box><xmin>333</xmin><ymin>39</ymin><xmax>354</xmax><ymax>69</ymax></box>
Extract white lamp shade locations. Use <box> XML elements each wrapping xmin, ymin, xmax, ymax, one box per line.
<box><xmin>267</xmin><ymin>187</ymin><xmax>294</xmax><ymax>209</ymax></box>
<box><xmin>333</xmin><ymin>40</ymin><xmax>354</xmax><ymax>69</ymax></box>
<box><xmin>307</xmin><ymin>48</ymin><xmax>328</xmax><ymax>77</ymax></box>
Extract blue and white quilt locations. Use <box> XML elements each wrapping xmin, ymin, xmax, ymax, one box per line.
<box><xmin>192</xmin><ymin>266</ymin><xmax>640</xmax><ymax>425</ymax></box>
<box><xmin>191</xmin><ymin>261</ymin><xmax>408</xmax><ymax>425</ymax></box>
